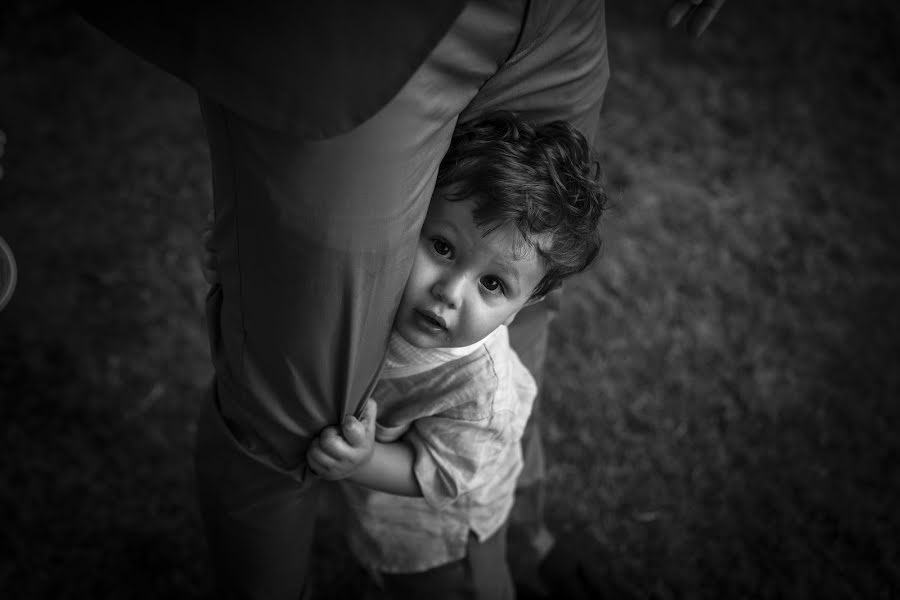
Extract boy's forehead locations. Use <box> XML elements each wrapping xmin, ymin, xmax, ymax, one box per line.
<box><xmin>488</xmin><ymin>226</ymin><xmax>541</xmax><ymax>264</ymax></box>
<box><xmin>427</xmin><ymin>196</ymin><xmax>549</xmax><ymax>274</ymax></box>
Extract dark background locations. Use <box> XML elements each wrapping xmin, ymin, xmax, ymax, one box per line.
<box><xmin>1</xmin><ymin>1</ymin><xmax>898</xmax><ymax>598</ymax></box>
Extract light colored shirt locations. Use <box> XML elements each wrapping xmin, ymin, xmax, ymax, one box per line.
<box><xmin>342</xmin><ymin>324</ymin><xmax>537</xmax><ymax>573</ymax></box>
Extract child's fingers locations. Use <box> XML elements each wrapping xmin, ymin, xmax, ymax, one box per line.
<box><xmin>341</xmin><ymin>416</ymin><xmax>366</xmax><ymax>448</ymax></box>
<box><xmin>341</xmin><ymin>398</ymin><xmax>377</xmax><ymax>447</ymax></box>
<box><xmin>318</xmin><ymin>426</ymin><xmax>353</xmax><ymax>458</ymax></box>
<box><xmin>307</xmin><ymin>439</ymin><xmax>338</xmax><ymax>474</ymax></box>
<box><xmin>307</xmin><ymin>454</ymin><xmax>333</xmax><ymax>479</ymax></box>
<box><xmin>362</xmin><ymin>398</ymin><xmax>378</xmax><ymax>428</ymax></box>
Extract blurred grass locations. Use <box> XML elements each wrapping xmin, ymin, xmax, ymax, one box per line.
<box><xmin>1</xmin><ymin>1</ymin><xmax>898</xmax><ymax>598</ymax></box>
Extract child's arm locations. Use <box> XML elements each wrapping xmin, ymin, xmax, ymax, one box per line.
<box><xmin>306</xmin><ymin>399</ymin><xmax>423</xmax><ymax>497</ymax></box>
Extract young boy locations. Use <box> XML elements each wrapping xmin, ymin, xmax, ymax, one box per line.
<box><xmin>302</xmin><ymin>112</ymin><xmax>606</xmax><ymax>598</ymax></box>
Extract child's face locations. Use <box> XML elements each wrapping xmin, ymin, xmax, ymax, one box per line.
<box><xmin>395</xmin><ymin>193</ymin><xmax>547</xmax><ymax>349</ymax></box>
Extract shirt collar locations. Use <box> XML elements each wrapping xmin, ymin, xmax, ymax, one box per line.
<box><xmin>382</xmin><ymin>329</ymin><xmax>494</xmax><ymax>377</ymax></box>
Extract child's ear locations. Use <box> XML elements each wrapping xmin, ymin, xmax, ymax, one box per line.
<box><xmin>503</xmin><ymin>295</ymin><xmax>545</xmax><ymax>326</ymax></box>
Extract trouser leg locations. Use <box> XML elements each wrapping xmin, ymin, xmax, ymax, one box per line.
<box><xmin>195</xmin><ymin>380</ymin><xmax>320</xmax><ymax>600</ymax></box>
<box><xmin>193</xmin><ymin>2</ymin><xmax>525</xmax><ymax>598</ymax></box>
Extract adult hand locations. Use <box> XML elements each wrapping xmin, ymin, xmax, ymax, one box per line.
<box><xmin>664</xmin><ymin>0</ymin><xmax>727</xmax><ymax>37</ymax></box>
<box><xmin>306</xmin><ymin>398</ymin><xmax>377</xmax><ymax>480</ymax></box>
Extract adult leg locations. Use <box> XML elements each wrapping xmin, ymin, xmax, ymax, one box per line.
<box><xmin>193</xmin><ymin>2</ymin><xmax>526</xmax><ymax>598</ymax></box>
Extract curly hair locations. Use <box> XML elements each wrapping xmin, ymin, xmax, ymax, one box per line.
<box><xmin>435</xmin><ymin>111</ymin><xmax>606</xmax><ymax>298</ymax></box>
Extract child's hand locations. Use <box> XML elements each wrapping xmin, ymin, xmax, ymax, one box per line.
<box><xmin>664</xmin><ymin>0</ymin><xmax>726</xmax><ymax>37</ymax></box>
<box><xmin>200</xmin><ymin>209</ymin><xmax>219</xmax><ymax>285</ymax></box>
<box><xmin>307</xmin><ymin>398</ymin><xmax>377</xmax><ymax>480</ymax></box>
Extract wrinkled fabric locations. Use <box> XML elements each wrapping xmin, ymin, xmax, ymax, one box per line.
<box><xmin>342</xmin><ymin>326</ymin><xmax>536</xmax><ymax>573</ymax></box>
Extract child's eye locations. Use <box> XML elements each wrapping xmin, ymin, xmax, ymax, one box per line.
<box><xmin>432</xmin><ymin>238</ymin><xmax>452</xmax><ymax>257</ymax></box>
<box><xmin>480</xmin><ymin>276</ymin><xmax>505</xmax><ymax>295</ymax></box>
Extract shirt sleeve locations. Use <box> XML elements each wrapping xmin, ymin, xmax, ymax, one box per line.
<box><xmin>404</xmin><ymin>405</ymin><xmax>515</xmax><ymax>510</ymax></box>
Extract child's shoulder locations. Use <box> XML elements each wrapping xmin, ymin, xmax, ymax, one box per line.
<box><xmin>432</xmin><ymin>337</ymin><xmax>505</xmax><ymax>402</ymax></box>
<box><xmin>461</xmin><ymin>326</ymin><xmax>537</xmax><ymax>421</ymax></box>
<box><xmin>469</xmin><ymin>325</ymin><xmax>535</xmax><ymax>406</ymax></box>
<box><xmin>479</xmin><ymin>325</ymin><xmax>518</xmax><ymax>380</ymax></box>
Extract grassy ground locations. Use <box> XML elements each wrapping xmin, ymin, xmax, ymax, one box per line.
<box><xmin>1</xmin><ymin>1</ymin><xmax>898</xmax><ymax>598</ymax></box>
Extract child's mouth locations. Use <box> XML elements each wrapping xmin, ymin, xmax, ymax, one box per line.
<box><xmin>415</xmin><ymin>309</ymin><xmax>447</xmax><ymax>332</ymax></box>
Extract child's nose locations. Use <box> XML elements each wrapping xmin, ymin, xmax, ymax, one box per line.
<box><xmin>431</xmin><ymin>275</ymin><xmax>464</xmax><ymax>309</ymax></box>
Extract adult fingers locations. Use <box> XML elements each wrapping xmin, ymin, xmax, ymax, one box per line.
<box><xmin>665</xmin><ymin>0</ymin><xmax>725</xmax><ymax>36</ymax></box>
<box><xmin>664</xmin><ymin>0</ymin><xmax>701</xmax><ymax>29</ymax></box>
<box><xmin>686</xmin><ymin>0</ymin><xmax>726</xmax><ymax>37</ymax></box>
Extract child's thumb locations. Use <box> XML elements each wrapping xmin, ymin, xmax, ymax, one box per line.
<box><xmin>342</xmin><ymin>399</ymin><xmax>377</xmax><ymax>447</ymax></box>
<box><xmin>362</xmin><ymin>398</ymin><xmax>378</xmax><ymax>427</ymax></box>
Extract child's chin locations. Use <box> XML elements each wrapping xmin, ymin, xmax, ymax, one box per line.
<box><xmin>396</xmin><ymin>313</ymin><xmax>452</xmax><ymax>348</ymax></box>
<box><xmin>396</xmin><ymin>324</ymin><xmax>442</xmax><ymax>349</ymax></box>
